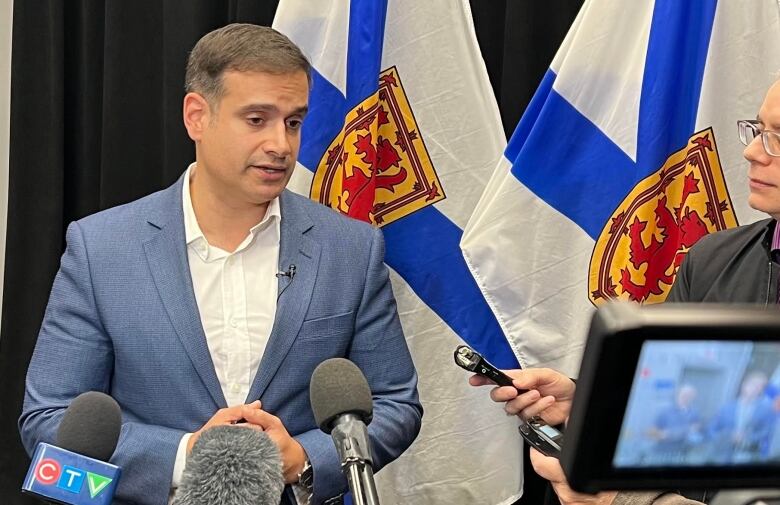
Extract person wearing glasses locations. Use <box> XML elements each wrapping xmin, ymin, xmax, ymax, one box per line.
<box><xmin>667</xmin><ymin>79</ymin><xmax>780</xmax><ymax>303</ymax></box>
<box><xmin>471</xmin><ymin>83</ymin><xmax>780</xmax><ymax>505</ymax></box>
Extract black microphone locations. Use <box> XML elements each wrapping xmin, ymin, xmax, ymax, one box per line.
<box><xmin>172</xmin><ymin>425</ymin><xmax>284</xmax><ymax>505</ymax></box>
<box><xmin>57</xmin><ymin>391</ymin><xmax>122</xmax><ymax>461</ymax></box>
<box><xmin>22</xmin><ymin>391</ymin><xmax>122</xmax><ymax>505</ymax></box>
<box><xmin>310</xmin><ymin>358</ymin><xmax>380</xmax><ymax>505</ymax></box>
<box><xmin>276</xmin><ymin>264</ymin><xmax>296</xmax><ymax>279</ymax></box>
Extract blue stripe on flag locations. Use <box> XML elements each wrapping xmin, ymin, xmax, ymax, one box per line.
<box><xmin>509</xmin><ymin>0</ymin><xmax>717</xmax><ymax>239</ymax></box>
<box><xmin>295</xmin><ymin>0</ymin><xmax>518</xmax><ymax>368</ymax></box>
<box><xmin>383</xmin><ymin>208</ymin><xmax>518</xmax><ymax>369</ymax></box>
<box><xmin>505</xmin><ymin>69</ymin><xmax>556</xmax><ymax>163</ymax></box>
<box><xmin>511</xmin><ymin>91</ymin><xmax>635</xmax><ymax>239</ymax></box>
<box><xmin>345</xmin><ymin>0</ymin><xmax>388</xmax><ymax>110</ymax></box>
<box><xmin>636</xmin><ymin>0</ymin><xmax>717</xmax><ymax>174</ymax></box>
<box><xmin>299</xmin><ymin>0</ymin><xmax>390</xmax><ymax>170</ymax></box>
<box><xmin>298</xmin><ymin>146</ymin><xmax>518</xmax><ymax>368</ymax></box>
<box><xmin>299</xmin><ymin>69</ymin><xmax>347</xmax><ymax>170</ymax></box>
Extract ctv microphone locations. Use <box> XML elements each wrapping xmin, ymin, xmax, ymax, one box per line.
<box><xmin>22</xmin><ymin>391</ymin><xmax>122</xmax><ymax>505</ymax></box>
<box><xmin>310</xmin><ymin>358</ymin><xmax>379</xmax><ymax>505</ymax></box>
<box><xmin>172</xmin><ymin>425</ymin><xmax>284</xmax><ymax>505</ymax></box>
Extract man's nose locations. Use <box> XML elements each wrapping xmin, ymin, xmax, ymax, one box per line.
<box><xmin>744</xmin><ymin>134</ymin><xmax>769</xmax><ymax>164</ymax></box>
<box><xmin>264</xmin><ymin>122</ymin><xmax>292</xmax><ymax>160</ymax></box>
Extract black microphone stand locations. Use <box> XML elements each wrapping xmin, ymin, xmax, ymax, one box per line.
<box><xmin>331</xmin><ymin>414</ymin><xmax>380</xmax><ymax>505</ymax></box>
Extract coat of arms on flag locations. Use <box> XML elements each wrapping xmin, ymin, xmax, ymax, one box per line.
<box><xmin>589</xmin><ymin>128</ymin><xmax>737</xmax><ymax>304</ymax></box>
<box><xmin>311</xmin><ymin>67</ymin><xmax>445</xmax><ymax>226</ymax></box>
<box><xmin>275</xmin><ymin>1</ymin><xmax>523</xmax><ymax>503</ymax></box>
<box><xmin>462</xmin><ymin>0</ymin><xmax>780</xmax><ymax>375</ymax></box>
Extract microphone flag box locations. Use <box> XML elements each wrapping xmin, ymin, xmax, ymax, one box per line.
<box><xmin>22</xmin><ymin>443</ymin><xmax>120</xmax><ymax>505</ymax></box>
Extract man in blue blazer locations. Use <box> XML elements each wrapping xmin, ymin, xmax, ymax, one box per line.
<box><xmin>20</xmin><ymin>24</ymin><xmax>422</xmax><ymax>504</ymax></box>
<box><xmin>707</xmin><ymin>371</ymin><xmax>777</xmax><ymax>463</ymax></box>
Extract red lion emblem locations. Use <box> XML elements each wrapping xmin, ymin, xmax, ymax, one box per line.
<box><xmin>589</xmin><ymin>129</ymin><xmax>737</xmax><ymax>305</ymax></box>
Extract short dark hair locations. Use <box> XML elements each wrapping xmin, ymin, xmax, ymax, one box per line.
<box><xmin>185</xmin><ymin>23</ymin><xmax>311</xmax><ymax>105</ymax></box>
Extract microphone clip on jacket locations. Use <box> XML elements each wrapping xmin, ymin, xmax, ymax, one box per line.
<box><xmin>276</xmin><ymin>264</ymin><xmax>296</xmax><ymax>279</ymax></box>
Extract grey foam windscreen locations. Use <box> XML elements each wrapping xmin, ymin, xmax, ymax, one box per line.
<box><xmin>173</xmin><ymin>426</ymin><xmax>284</xmax><ymax>505</ymax></box>
<box><xmin>56</xmin><ymin>391</ymin><xmax>122</xmax><ymax>462</ymax></box>
<box><xmin>309</xmin><ymin>358</ymin><xmax>373</xmax><ymax>433</ymax></box>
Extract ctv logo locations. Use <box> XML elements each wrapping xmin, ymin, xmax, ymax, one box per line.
<box><xmin>34</xmin><ymin>458</ymin><xmax>113</xmax><ymax>498</ymax></box>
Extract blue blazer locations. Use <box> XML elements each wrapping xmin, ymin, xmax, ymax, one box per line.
<box><xmin>708</xmin><ymin>397</ymin><xmax>777</xmax><ymax>459</ymax></box>
<box><xmin>20</xmin><ymin>177</ymin><xmax>422</xmax><ymax>504</ymax></box>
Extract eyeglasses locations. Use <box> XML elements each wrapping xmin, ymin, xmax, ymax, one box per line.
<box><xmin>737</xmin><ymin>120</ymin><xmax>780</xmax><ymax>157</ymax></box>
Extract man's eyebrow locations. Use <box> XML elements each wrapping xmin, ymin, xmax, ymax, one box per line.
<box><xmin>755</xmin><ymin>114</ymin><xmax>780</xmax><ymax>130</ymax></box>
<box><xmin>236</xmin><ymin>103</ymin><xmax>308</xmax><ymax>116</ymax></box>
<box><xmin>237</xmin><ymin>103</ymin><xmax>276</xmax><ymax>114</ymax></box>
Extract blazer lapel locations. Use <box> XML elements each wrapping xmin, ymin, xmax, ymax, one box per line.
<box><xmin>142</xmin><ymin>178</ymin><xmax>226</xmax><ymax>409</ymax></box>
<box><xmin>247</xmin><ymin>191</ymin><xmax>321</xmax><ymax>401</ymax></box>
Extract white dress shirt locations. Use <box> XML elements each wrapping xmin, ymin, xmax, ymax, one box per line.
<box><xmin>171</xmin><ymin>163</ymin><xmax>280</xmax><ymax>488</ymax></box>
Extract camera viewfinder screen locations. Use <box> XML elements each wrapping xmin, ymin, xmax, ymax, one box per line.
<box><xmin>613</xmin><ymin>341</ymin><xmax>780</xmax><ymax>468</ymax></box>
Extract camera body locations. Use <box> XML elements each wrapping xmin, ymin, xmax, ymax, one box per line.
<box><xmin>563</xmin><ymin>303</ymin><xmax>780</xmax><ymax>494</ymax></box>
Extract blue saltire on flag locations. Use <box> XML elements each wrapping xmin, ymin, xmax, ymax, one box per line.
<box><xmin>289</xmin><ymin>0</ymin><xmax>517</xmax><ymax>368</ymax></box>
<box><xmin>513</xmin><ymin>0</ymin><xmax>716</xmax><ymax>239</ymax></box>
<box><xmin>462</xmin><ymin>0</ymin><xmax>780</xmax><ymax>376</ymax></box>
<box><xmin>275</xmin><ymin>1</ymin><xmax>525</xmax><ymax>503</ymax></box>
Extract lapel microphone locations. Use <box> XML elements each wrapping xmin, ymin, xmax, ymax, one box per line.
<box><xmin>276</xmin><ymin>264</ymin><xmax>296</xmax><ymax>279</ymax></box>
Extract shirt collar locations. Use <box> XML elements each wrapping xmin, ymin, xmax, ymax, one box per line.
<box><xmin>182</xmin><ymin>163</ymin><xmax>203</xmax><ymax>246</ymax></box>
<box><xmin>182</xmin><ymin>163</ymin><xmax>282</xmax><ymax>258</ymax></box>
<box><xmin>772</xmin><ymin>219</ymin><xmax>780</xmax><ymax>253</ymax></box>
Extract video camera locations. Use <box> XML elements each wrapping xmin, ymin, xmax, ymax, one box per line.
<box><xmin>562</xmin><ymin>303</ymin><xmax>780</xmax><ymax>504</ymax></box>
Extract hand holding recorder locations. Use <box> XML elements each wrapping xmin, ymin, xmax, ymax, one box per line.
<box><xmin>457</xmin><ymin>345</ymin><xmax>567</xmax><ymax>457</ymax></box>
<box><xmin>459</xmin><ymin>345</ymin><xmax>575</xmax><ymax>424</ymax></box>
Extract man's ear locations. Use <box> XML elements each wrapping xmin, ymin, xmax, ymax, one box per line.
<box><xmin>183</xmin><ymin>92</ymin><xmax>211</xmax><ymax>141</ymax></box>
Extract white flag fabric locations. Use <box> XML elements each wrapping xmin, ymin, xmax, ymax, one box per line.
<box><xmin>462</xmin><ymin>0</ymin><xmax>780</xmax><ymax>377</ymax></box>
<box><xmin>0</xmin><ymin>0</ymin><xmax>12</xmax><ymax>335</ymax></box>
<box><xmin>274</xmin><ymin>1</ymin><xmax>523</xmax><ymax>503</ymax></box>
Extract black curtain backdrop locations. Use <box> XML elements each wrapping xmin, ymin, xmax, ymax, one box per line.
<box><xmin>0</xmin><ymin>1</ymin><xmax>582</xmax><ymax>504</ymax></box>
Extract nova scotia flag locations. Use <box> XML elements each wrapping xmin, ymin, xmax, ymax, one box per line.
<box><xmin>462</xmin><ymin>0</ymin><xmax>780</xmax><ymax>376</ymax></box>
<box><xmin>275</xmin><ymin>1</ymin><xmax>523</xmax><ymax>503</ymax></box>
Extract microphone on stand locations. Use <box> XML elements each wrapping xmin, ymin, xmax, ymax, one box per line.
<box><xmin>310</xmin><ymin>358</ymin><xmax>380</xmax><ymax>505</ymax></box>
<box><xmin>172</xmin><ymin>425</ymin><xmax>284</xmax><ymax>505</ymax></box>
<box><xmin>21</xmin><ymin>391</ymin><xmax>122</xmax><ymax>505</ymax></box>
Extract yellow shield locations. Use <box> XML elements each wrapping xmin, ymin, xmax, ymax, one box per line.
<box><xmin>310</xmin><ymin>66</ymin><xmax>445</xmax><ymax>226</ymax></box>
<box><xmin>589</xmin><ymin>128</ymin><xmax>737</xmax><ymax>305</ymax></box>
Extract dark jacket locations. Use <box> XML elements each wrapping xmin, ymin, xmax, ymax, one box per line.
<box><xmin>667</xmin><ymin>218</ymin><xmax>779</xmax><ymax>304</ymax></box>
<box><xmin>662</xmin><ymin>219</ymin><xmax>777</xmax><ymax>505</ymax></box>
